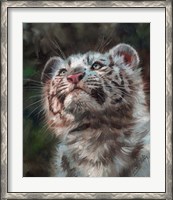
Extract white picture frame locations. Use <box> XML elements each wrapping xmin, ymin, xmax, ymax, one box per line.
<box><xmin>1</xmin><ymin>1</ymin><xmax>172</xmax><ymax>199</ymax></box>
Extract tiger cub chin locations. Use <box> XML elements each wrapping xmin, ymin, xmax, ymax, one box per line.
<box><xmin>41</xmin><ymin>43</ymin><xmax>150</xmax><ymax>177</ymax></box>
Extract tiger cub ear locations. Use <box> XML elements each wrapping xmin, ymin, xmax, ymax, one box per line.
<box><xmin>109</xmin><ymin>43</ymin><xmax>140</xmax><ymax>68</ymax></box>
<box><xmin>41</xmin><ymin>57</ymin><xmax>63</xmax><ymax>84</ymax></box>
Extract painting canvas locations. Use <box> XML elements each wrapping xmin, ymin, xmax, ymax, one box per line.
<box><xmin>23</xmin><ymin>23</ymin><xmax>150</xmax><ymax>177</ymax></box>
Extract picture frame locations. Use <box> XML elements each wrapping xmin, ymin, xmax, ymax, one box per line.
<box><xmin>1</xmin><ymin>0</ymin><xmax>172</xmax><ymax>199</ymax></box>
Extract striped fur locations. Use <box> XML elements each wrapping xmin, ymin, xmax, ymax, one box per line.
<box><xmin>42</xmin><ymin>43</ymin><xmax>150</xmax><ymax>177</ymax></box>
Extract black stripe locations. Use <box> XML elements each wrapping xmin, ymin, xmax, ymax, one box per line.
<box><xmin>111</xmin><ymin>80</ymin><xmax>120</xmax><ymax>87</ymax></box>
<box><xmin>91</xmin><ymin>87</ymin><xmax>106</xmax><ymax>105</ymax></box>
<box><xmin>120</xmin><ymin>73</ymin><xmax>124</xmax><ymax>85</ymax></box>
<box><xmin>68</xmin><ymin>59</ymin><xmax>71</xmax><ymax>67</ymax></box>
<box><xmin>70</xmin><ymin>123</ymin><xmax>90</xmax><ymax>133</ymax></box>
<box><xmin>106</xmin><ymin>70</ymin><xmax>113</xmax><ymax>75</ymax></box>
<box><xmin>87</xmin><ymin>54</ymin><xmax>90</xmax><ymax>64</ymax></box>
<box><xmin>57</xmin><ymin>93</ymin><xmax>66</xmax><ymax>104</ymax></box>
<box><xmin>88</xmin><ymin>84</ymin><xmax>101</xmax><ymax>87</ymax></box>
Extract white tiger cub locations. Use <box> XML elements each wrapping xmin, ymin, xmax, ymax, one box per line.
<box><xmin>41</xmin><ymin>43</ymin><xmax>150</xmax><ymax>177</ymax></box>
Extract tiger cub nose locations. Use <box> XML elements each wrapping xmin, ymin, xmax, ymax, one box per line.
<box><xmin>67</xmin><ymin>72</ymin><xmax>85</xmax><ymax>84</ymax></box>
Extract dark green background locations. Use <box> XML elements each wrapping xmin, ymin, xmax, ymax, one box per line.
<box><xmin>23</xmin><ymin>23</ymin><xmax>150</xmax><ymax>176</ymax></box>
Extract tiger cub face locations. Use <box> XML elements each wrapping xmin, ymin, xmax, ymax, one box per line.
<box><xmin>42</xmin><ymin>44</ymin><xmax>141</xmax><ymax>123</ymax></box>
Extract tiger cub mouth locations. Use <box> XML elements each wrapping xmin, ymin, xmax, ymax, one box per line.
<box><xmin>70</xmin><ymin>86</ymin><xmax>85</xmax><ymax>93</ymax></box>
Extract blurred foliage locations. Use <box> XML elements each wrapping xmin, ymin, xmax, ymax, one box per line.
<box><xmin>23</xmin><ymin>23</ymin><xmax>150</xmax><ymax>176</ymax></box>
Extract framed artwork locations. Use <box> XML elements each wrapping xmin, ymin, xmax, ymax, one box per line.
<box><xmin>1</xmin><ymin>0</ymin><xmax>172</xmax><ymax>199</ymax></box>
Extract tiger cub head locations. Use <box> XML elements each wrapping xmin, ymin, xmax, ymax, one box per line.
<box><xmin>42</xmin><ymin>43</ymin><xmax>141</xmax><ymax>122</ymax></box>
